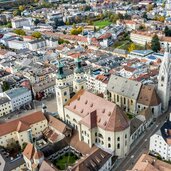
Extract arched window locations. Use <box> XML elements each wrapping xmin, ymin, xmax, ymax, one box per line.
<box><xmin>64</xmin><ymin>91</ymin><xmax>67</xmax><ymax>96</ymax></box>
<box><xmin>66</xmin><ymin>114</ymin><xmax>70</xmax><ymax>119</ymax></box>
<box><xmin>124</xmin><ymin>97</ymin><xmax>126</xmax><ymax>104</ymax></box>
<box><xmin>73</xmin><ymin>118</ymin><xmax>77</xmax><ymax>123</ymax></box>
<box><xmin>125</xmin><ymin>134</ymin><xmax>127</xmax><ymax>139</ymax></box>
<box><xmin>108</xmin><ymin>137</ymin><xmax>111</xmax><ymax>141</ymax></box>
<box><xmin>131</xmin><ymin>100</ymin><xmax>133</xmax><ymax>105</ymax></box>
<box><xmin>117</xmin><ymin>137</ymin><xmax>120</xmax><ymax>141</ymax></box>
<box><xmin>98</xmin><ymin>133</ymin><xmax>103</xmax><ymax>139</ymax></box>
<box><xmin>108</xmin><ymin>143</ymin><xmax>111</xmax><ymax>148</ymax></box>
<box><xmin>117</xmin><ymin>95</ymin><xmax>119</xmax><ymax>102</ymax></box>
<box><xmin>117</xmin><ymin>143</ymin><xmax>120</xmax><ymax>149</ymax></box>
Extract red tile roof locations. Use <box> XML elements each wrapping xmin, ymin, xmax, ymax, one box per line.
<box><xmin>43</xmin><ymin>31</ymin><xmax>100</xmax><ymax>47</ymax></box>
<box><xmin>65</xmin><ymin>90</ymin><xmax>129</xmax><ymax>132</ymax></box>
<box><xmin>23</xmin><ymin>143</ymin><xmax>44</xmax><ymax>160</ymax></box>
<box><xmin>0</xmin><ymin>111</ymin><xmax>46</xmax><ymax>137</ymax></box>
<box><xmin>137</xmin><ymin>85</ymin><xmax>161</xmax><ymax>106</ymax></box>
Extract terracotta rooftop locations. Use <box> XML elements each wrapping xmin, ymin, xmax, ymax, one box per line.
<box><xmin>72</xmin><ymin>148</ymin><xmax>112</xmax><ymax>171</ymax></box>
<box><xmin>0</xmin><ymin>111</ymin><xmax>46</xmax><ymax>137</ymax></box>
<box><xmin>43</xmin><ymin>31</ymin><xmax>100</xmax><ymax>47</ymax></box>
<box><xmin>23</xmin><ymin>143</ymin><xmax>35</xmax><ymax>160</ymax></box>
<box><xmin>137</xmin><ymin>85</ymin><xmax>161</xmax><ymax>106</ymax></box>
<box><xmin>127</xmin><ymin>154</ymin><xmax>171</xmax><ymax>171</ymax></box>
<box><xmin>66</xmin><ymin>130</ymin><xmax>96</xmax><ymax>155</ymax></box>
<box><xmin>39</xmin><ymin>160</ymin><xmax>59</xmax><ymax>171</ymax></box>
<box><xmin>123</xmin><ymin>66</ymin><xmax>136</xmax><ymax>72</ymax></box>
<box><xmin>97</xmin><ymin>33</ymin><xmax>112</xmax><ymax>40</ymax></box>
<box><xmin>47</xmin><ymin>115</ymin><xmax>68</xmax><ymax>133</ymax></box>
<box><xmin>23</xmin><ymin>143</ymin><xmax>43</xmax><ymax>160</ymax></box>
<box><xmin>65</xmin><ymin>90</ymin><xmax>129</xmax><ymax>132</ymax></box>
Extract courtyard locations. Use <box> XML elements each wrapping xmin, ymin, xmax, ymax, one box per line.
<box><xmin>55</xmin><ymin>152</ymin><xmax>79</xmax><ymax>170</ymax></box>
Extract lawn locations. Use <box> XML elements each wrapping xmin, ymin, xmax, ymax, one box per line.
<box><xmin>94</xmin><ymin>20</ymin><xmax>112</xmax><ymax>29</ymax></box>
<box><xmin>55</xmin><ymin>152</ymin><xmax>79</xmax><ymax>170</ymax></box>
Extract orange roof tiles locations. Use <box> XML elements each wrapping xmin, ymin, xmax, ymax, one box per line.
<box><xmin>0</xmin><ymin>111</ymin><xmax>46</xmax><ymax>137</ymax></box>
<box><xmin>23</xmin><ymin>143</ymin><xmax>44</xmax><ymax>160</ymax></box>
<box><xmin>48</xmin><ymin>115</ymin><xmax>67</xmax><ymax>133</ymax></box>
<box><xmin>137</xmin><ymin>85</ymin><xmax>161</xmax><ymax>106</ymax></box>
<box><xmin>43</xmin><ymin>31</ymin><xmax>100</xmax><ymax>47</ymax></box>
<box><xmin>23</xmin><ymin>143</ymin><xmax>35</xmax><ymax>160</ymax></box>
<box><xmin>127</xmin><ymin>154</ymin><xmax>171</xmax><ymax>171</ymax></box>
<box><xmin>65</xmin><ymin>90</ymin><xmax>129</xmax><ymax>132</ymax></box>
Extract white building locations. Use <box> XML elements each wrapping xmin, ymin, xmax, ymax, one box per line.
<box><xmin>149</xmin><ymin>114</ymin><xmax>171</xmax><ymax>161</ymax></box>
<box><xmin>85</xmin><ymin>73</ymin><xmax>108</xmax><ymax>96</ymax></box>
<box><xmin>11</xmin><ymin>18</ymin><xmax>32</xmax><ymax>28</ymax></box>
<box><xmin>7</xmin><ymin>39</ymin><xmax>27</xmax><ymax>50</ymax></box>
<box><xmin>5</xmin><ymin>87</ymin><xmax>32</xmax><ymax>111</ymax></box>
<box><xmin>28</xmin><ymin>39</ymin><xmax>46</xmax><ymax>51</ymax></box>
<box><xmin>157</xmin><ymin>44</ymin><xmax>171</xmax><ymax>112</ymax></box>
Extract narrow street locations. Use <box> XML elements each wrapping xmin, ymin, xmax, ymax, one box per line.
<box><xmin>113</xmin><ymin>107</ymin><xmax>170</xmax><ymax>171</ymax></box>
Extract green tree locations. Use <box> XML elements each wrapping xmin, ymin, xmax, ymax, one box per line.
<box><xmin>128</xmin><ymin>43</ymin><xmax>136</xmax><ymax>52</ymax></box>
<box><xmin>13</xmin><ymin>9</ymin><xmax>21</xmax><ymax>16</ymax></box>
<box><xmin>32</xmin><ymin>31</ymin><xmax>42</xmax><ymax>39</ymax></box>
<box><xmin>7</xmin><ymin>22</ymin><xmax>12</xmax><ymax>28</ymax></box>
<box><xmin>19</xmin><ymin>5</ymin><xmax>25</xmax><ymax>12</ymax></box>
<box><xmin>70</xmin><ymin>27</ymin><xmax>83</xmax><ymax>35</ymax></box>
<box><xmin>65</xmin><ymin>19</ymin><xmax>70</xmax><ymax>25</ymax></box>
<box><xmin>2</xmin><ymin>81</ymin><xmax>10</xmax><ymax>92</ymax></box>
<box><xmin>139</xmin><ymin>24</ymin><xmax>145</xmax><ymax>30</ymax></box>
<box><xmin>34</xmin><ymin>18</ymin><xmax>40</xmax><ymax>26</ymax></box>
<box><xmin>72</xmin><ymin>23</ymin><xmax>76</xmax><ymax>29</ymax></box>
<box><xmin>151</xmin><ymin>35</ymin><xmax>161</xmax><ymax>52</ymax></box>
<box><xmin>13</xmin><ymin>29</ymin><xmax>26</xmax><ymax>36</ymax></box>
<box><xmin>142</xmin><ymin>12</ymin><xmax>148</xmax><ymax>19</ymax></box>
<box><xmin>164</xmin><ymin>26</ymin><xmax>171</xmax><ymax>36</ymax></box>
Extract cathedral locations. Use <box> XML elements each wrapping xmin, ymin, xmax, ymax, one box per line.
<box><xmin>55</xmin><ymin>46</ymin><xmax>170</xmax><ymax>157</ymax></box>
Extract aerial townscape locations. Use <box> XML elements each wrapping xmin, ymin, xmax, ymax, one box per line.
<box><xmin>1</xmin><ymin>0</ymin><xmax>171</xmax><ymax>171</ymax></box>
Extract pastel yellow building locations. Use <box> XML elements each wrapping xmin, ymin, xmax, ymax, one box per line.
<box><xmin>0</xmin><ymin>111</ymin><xmax>48</xmax><ymax>148</ymax></box>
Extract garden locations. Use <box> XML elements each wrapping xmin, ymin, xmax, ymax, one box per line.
<box><xmin>55</xmin><ymin>152</ymin><xmax>79</xmax><ymax>170</ymax></box>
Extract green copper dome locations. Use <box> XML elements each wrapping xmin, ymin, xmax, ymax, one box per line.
<box><xmin>56</xmin><ymin>61</ymin><xmax>66</xmax><ymax>79</ymax></box>
<box><xmin>74</xmin><ymin>58</ymin><xmax>83</xmax><ymax>74</ymax></box>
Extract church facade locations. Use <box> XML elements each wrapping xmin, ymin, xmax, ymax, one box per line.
<box><xmin>55</xmin><ymin>46</ymin><xmax>171</xmax><ymax>157</ymax></box>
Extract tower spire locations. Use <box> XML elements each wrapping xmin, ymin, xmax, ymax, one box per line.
<box><xmin>157</xmin><ymin>44</ymin><xmax>171</xmax><ymax>112</ymax></box>
<box><xmin>74</xmin><ymin>57</ymin><xmax>83</xmax><ymax>74</ymax></box>
<box><xmin>56</xmin><ymin>59</ymin><xmax>66</xmax><ymax>80</ymax></box>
